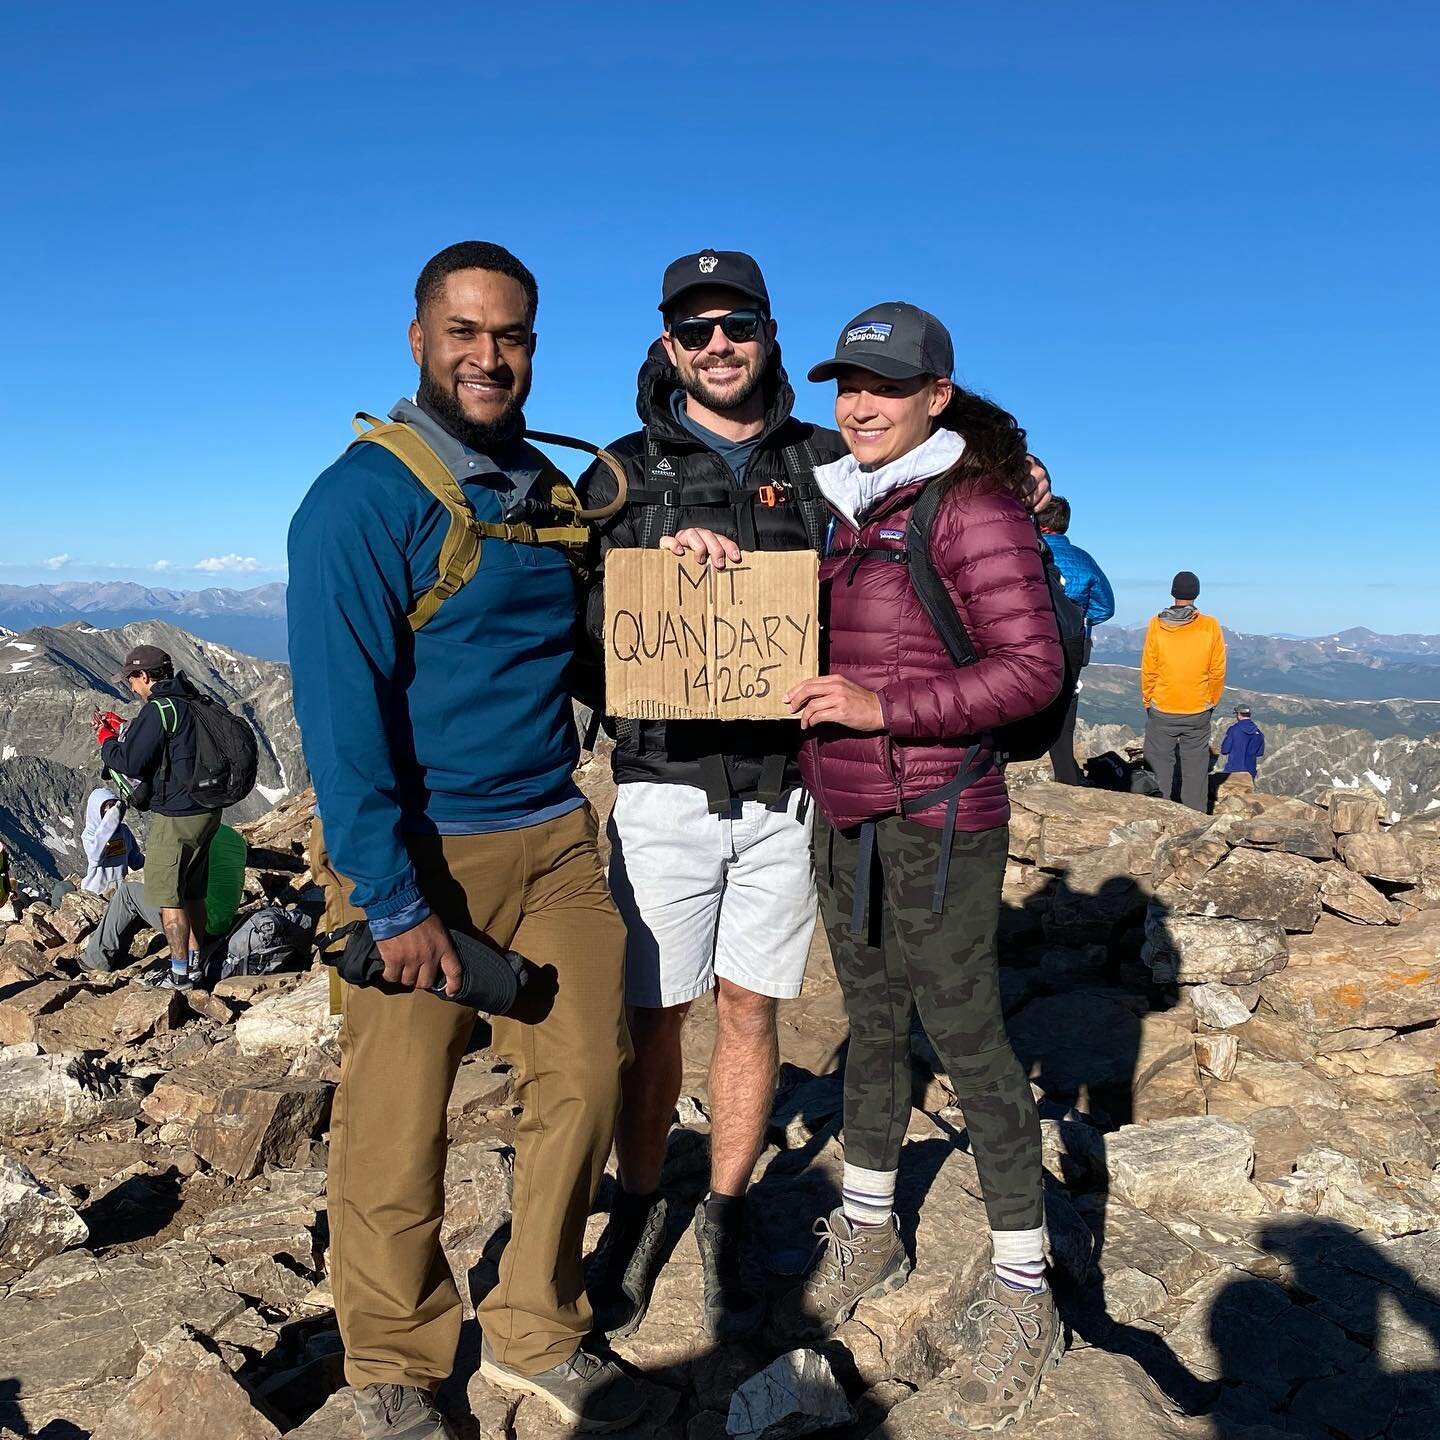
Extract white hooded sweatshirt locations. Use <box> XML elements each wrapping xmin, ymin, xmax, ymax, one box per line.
<box><xmin>80</xmin><ymin>787</ymin><xmax>143</xmax><ymax>895</ymax></box>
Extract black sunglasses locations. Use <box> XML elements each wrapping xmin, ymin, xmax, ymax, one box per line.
<box><xmin>670</xmin><ymin>309</ymin><xmax>765</xmax><ymax>351</ymax></box>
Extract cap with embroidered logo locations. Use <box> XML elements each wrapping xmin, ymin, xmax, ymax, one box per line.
<box><xmin>115</xmin><ymin>643</ymin><xmax>172</xmax><ymax>682</ymax></box>
<box><xmin>807</xmin><ymin>301</ymin><xmax>954</xmax><ymax>383</ymax></box>
<box><xmin>659</xmin><ymin>249</ymin><xmax>770</xmax><ymax>316</ymax></box>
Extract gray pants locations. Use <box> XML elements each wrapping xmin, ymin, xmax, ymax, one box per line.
<box><xmin>1144</xmin><ymin>708</ymin><xmax>1213</xmax><ymax>812</ymax></box>
<box><xmin>82</xmin><ymin>881</ymin><xmax>163</xmax><ymax>973</ymax></box>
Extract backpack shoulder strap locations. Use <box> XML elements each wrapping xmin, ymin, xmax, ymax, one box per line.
<box><xmin>905</xmin><ymin>482</ymin><xmax>978</xmax><ymax>668</ymax></box>
<box><xmin>152</xmin><ymin>695</ymin><xmax>182</xmax><ymax>733</ymax></box>
<box><xmin>779</xmin><ymin>436</ymin><xmax>828</xmax><ymax>553</ymax></box>
<box><xmin>528</xmin><ymin>453</ymin><xmax>596</xmax><ymax>551</ymax></box>
<box><xmin>350</xmin><ymin>414</ymin><xmax>482</xmax><ymax>633</ymax></box>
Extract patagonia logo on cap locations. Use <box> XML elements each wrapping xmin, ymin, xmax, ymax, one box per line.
<box><xmin>845</xmin><ymin>322</ymin><xmax>893</xmax><ymax>345</ymax></box>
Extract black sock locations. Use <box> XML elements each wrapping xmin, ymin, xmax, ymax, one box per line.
<box><xmin>612</xmin><ymin>1187</ymin><xmax>660</xmax><ymax>1232</ymax></box>
<box><xmin>704</xmin><ymin>1191</ymin><xmax>746</xmax><ymax>1230</ymax></box>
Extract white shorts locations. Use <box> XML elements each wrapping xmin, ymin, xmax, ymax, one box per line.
<box><xmin>607</xmin><ymin>781</ymin><xmax>818</xmax><ymax>1008</ymax></box>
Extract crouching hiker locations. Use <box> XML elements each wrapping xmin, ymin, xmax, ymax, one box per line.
<box><xmin>80</xmin><ymin>823</ymin><xmax>246</xmax><ymax>976</ymax></box>
<box><xmin>779</xmin><ymin>304</ymin><xmax>1067</xmax><ymax>1430</ymax></box>
<box><xmin>288</xmin><ymin>242</ymin><xmax>643</xmax><ymax>1437</ymax></box>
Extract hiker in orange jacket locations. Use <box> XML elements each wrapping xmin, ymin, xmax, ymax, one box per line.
<box><xmin>1140</xmin><ymin>571</ymin><xmax>1226</xmax><ymax>811</ymax></box>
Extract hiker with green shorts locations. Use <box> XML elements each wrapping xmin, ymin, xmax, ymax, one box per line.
<box><xmin>98</xmin><ymin>643</ymin><xmax>222</xmax><ymax>991</ymax></box>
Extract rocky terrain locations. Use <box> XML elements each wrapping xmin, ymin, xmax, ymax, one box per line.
<box><xmin>1078</xmin><ymin>663</ymin><xmax>1440</xmax><ymax>744</ymax></box>
<box><xmin>1071</xmin><ymin>708</ymin><xmax>1440</xmax><ymax>824</ymax></box>
<box><xmin>0</xmin><ymin>620</ymin><xmax>305</xmax><ymax>885</ymax></box>
<box><xmin>2</xmin><ymin>751</ymin><xmax>1440</xmax><ymax>1438</ymax></box>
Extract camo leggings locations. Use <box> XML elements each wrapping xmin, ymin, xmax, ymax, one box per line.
<box><xmin>817</xmin><ymin>816</ymin><xmax>1044</xmax><ymax>1232</ymax></box>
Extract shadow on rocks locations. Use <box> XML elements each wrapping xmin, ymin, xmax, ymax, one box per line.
<box><xmin>0</xmin><ymin>1379</ymin><xmax>87</xmax><ymax>1440</ymax></box>
<box><xmin>1201</xmin><ymin>1217</ymin><xmax>1440</xmax><ymax>1439</ymax></box>
<box><xmin>997</xmin><ymin>866</ymin><xmax>1215</xmax><ymax>1420</ymax></box>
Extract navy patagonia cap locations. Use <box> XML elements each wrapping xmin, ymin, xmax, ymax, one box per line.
<box><xmin>807</xmin><ymin>301</ymin><xmax>954</xmax><ymax>383</ymax></box>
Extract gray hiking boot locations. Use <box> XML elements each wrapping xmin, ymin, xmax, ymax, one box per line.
<box><xmin>770</xmin><ymin>1207</ymin><xmax>911</xmax><ymax>1343</ymax></box>
<box><xmin>945</xmin><ymin>1277</ymin><xmax>1064</xmax><ymax>1431</ymax></box>
<box><xmin>351</xmin><ymin>1384</ymin><xmax>458</xmax><ymax>1439</ymax></box>
<box><xmin>478</xmin><ymin>1337</ymin><xmax>647</xmax><ymax>1432</ymax></box>
<box><xmin>693</xmin><ymin>1198</ymin><xmax>765</xmax><ymax>1342</ymax></box>
<box><xmin>588</xmin><ymin>1191</ymin><xmax>669</xmax><ymax>1339</ymax></box>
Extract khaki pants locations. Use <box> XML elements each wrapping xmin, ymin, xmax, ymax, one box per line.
<box><xmin>312</xmin><ymin>805</ymin><xmax>630</xmax><ymax>1387</ymax></box>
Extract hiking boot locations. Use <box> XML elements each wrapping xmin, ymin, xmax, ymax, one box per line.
<box><xmin>479</xmin><ymin>1338</ymin><xmax>647</xmax><ymax>1432</ymax></box>
<box><xmin>770</xmin><ymin>1208</ymin><xmax>910</xmax><ymax>1343</ymax></box>
<box><xmin>693</xmin><ymin>1198</ymin><xmax>765</xmax><ymax>1342</ymax></box>
<box><xmin>147</xmin><ymin>968</ymin><xmax>192</xmax><ymax>993</ymax></box>
<box><xmin>351</xmin><ymin>1384</ymin><xmax>458</xmax><ymax>1439</ymax></box>
<box><xmin>588</xmin><ymin>1191</ymin><xmax>669</xmax><ymax>1339</ymax></box>
<box><xmin>945</xmin><ymin>1277</ymin><xmax>1064</xmax><ymax>1432</ymax></box>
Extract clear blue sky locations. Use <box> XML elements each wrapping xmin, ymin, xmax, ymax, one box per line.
<box><xmin>2</xmin><ymin>2</ymin><xmax>1435</xmax><ymax>634</ymax></box>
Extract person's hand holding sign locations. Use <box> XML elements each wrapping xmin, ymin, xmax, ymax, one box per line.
<box><xmin>661</xmin><ymin>527</ymin><xmax>742</xmax><ymax>570</ymax></box>
<box><xmin>785</xmin><ymin>675</ymin><xmax>885</xmax><ymax>732</ymax></box>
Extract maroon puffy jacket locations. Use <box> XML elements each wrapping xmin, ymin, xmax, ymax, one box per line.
<box><xmin>798</xmin><ymin>474</ymin><xmax>1063</xmax><ymax>831</ymax></box>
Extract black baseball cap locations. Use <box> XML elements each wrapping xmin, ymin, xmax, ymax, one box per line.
<box><xmin>116</xmin><ymin>643</ymin><xmax>171</xmax><ymax>680</ymax></box>
<box><xmin>659</xmin><ymin>249</ymin><xmax>770</xmax><ymax>316</ymax></box>
<box><xmin>807</xmin><ymin>302</ymin><xmax>954</xmax><ymax>384</ymax></box>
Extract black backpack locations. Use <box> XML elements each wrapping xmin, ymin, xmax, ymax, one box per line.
<box><xmin>154</xmin><ymin>685</ymin><xmax>259</xmax><ymax>811</ymax></box>
<box><xmin>1084</xmin><ymin>750</ymin><xmax>1132</xmax><ymax>791</ymax></box>
<box><xmin>905</xmin><ymin>480</ymin><xmax>1087</xmax><ymax>763</ymax></box>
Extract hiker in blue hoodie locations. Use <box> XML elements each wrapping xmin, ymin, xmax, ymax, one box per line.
<box><xmin>1221</xmin><ymin>705</ymin><xmax>1265</xmax><ymax>777</ymax></box>
<box><xmin>1037</xmin><ymin>492</ymin><xmax>1114</xmax><ymax>784</ymax></box>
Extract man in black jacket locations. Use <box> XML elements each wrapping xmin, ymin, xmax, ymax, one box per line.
<box><xmin>97</xmin><ymin>644</ymin><xmax>219</xmax><ymax>991</ymax></box>
<box><xmin>581</xmin><ymin>251</ymin><xmax>847</xmax><ymax>1342</ymax></box>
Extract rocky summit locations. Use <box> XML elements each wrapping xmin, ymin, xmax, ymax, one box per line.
<box><xmin>0</xmin><ymin>619</ymin><xmax>306</xmax><ymax>886</ymax></box>
<box><xmin>2</xmin><ymin>754</ymin><xmax>1440</xmax><ymax>1439</ymax></box>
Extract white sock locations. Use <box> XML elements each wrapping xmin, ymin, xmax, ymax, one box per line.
<box><xmin>991</xmin><ymin>1227</ymin><xmax>1047</xmax><ymax>1292</ymax></box>
<box><xmin>842</xmin><ymin>1163</ymin><xmax>897</xmax><ymax>1228</ymax></box>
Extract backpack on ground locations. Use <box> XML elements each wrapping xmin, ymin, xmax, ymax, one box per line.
<box><xmin>219</xmin><ymin>904</ymin><xmax>315</xmax><ymax>981</ymax></box>
<box><xmin>1084</xmin><ymin>750</ymin><xmax>1132</xmax><ymax>791</ymax></box>
<box><xmin>154</xmin><ymin>686</ymin><xmax>259</xmax><ymax>810</ymax></box>
<box><xmin>905</xmin><ymin>481</ymin><xmax>1088</xmax><ymax>763</ymax></box>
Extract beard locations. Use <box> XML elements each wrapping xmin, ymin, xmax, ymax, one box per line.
<box><xmin>679</xmin><ymin>353</ymin><xmax>766</xmax><ymax>413</ymax></box>
<box><xmin>417</xmin><ymin>364</ymin><xmax>530</xmax><ymax>451</ymax></box>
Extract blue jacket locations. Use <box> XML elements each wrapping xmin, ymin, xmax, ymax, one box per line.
<box><xmin>1042</xmin><ymin>532</ymin><xmax>1115</xmax><ymax>632</ymax></box>
<box><xmin>1221</xmin><ymin>717</ymin><xmax>1265</xmax><ymax>775</ymax></box>
<box><xmin>287</xmin><ymin>401</ymin><xmax>583</xmax><ymax>938</ymax></box>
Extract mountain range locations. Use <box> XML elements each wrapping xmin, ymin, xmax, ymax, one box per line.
<box><xmin>8</xmin><ymin>582</ymin><xmax>1439</xmax><ymax>706</ymax></box>
<box><xmin>0</xmin><ymin>619</ymin><xmax>306</xmax><ymax>886</ymax></box>
<box><xmin>1091</xmin><ymin>623</ymin><xmax>1440</xmax><ymax>701</ymax></box>
<box><xmin>0</xmin><ymin>582</ymin><xmax>288</xmax><ymax>661</ymax></box>
<box><xmin>2</xmin><ymin>598</ymin><xmax>1437</xmax><ymax>882</ymax></box>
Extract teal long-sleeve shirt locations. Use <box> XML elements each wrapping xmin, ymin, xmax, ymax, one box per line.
<box><xmin>286</xmin><ymin>402</ymin><xmax>583</xmax><ymax>937</ymax></box>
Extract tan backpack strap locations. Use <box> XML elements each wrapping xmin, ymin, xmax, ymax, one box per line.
<box><xmin>348</xmin><ymin>420</ymin><xmax>483</xmax><ymax>632</ymax></box>
<box><xmin>526</xmin><ymin>430</ymin><xmax>629</xmax><ymax>520</ymax></box>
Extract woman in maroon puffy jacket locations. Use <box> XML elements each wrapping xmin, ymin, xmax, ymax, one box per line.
<box><xmin>776</xmin><ymin>303</ymin><xmax>1065</xmax><ymax>1428</ymax></box>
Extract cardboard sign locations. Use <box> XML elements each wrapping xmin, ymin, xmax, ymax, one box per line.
<box><xmin>604</xmin><ymin>549</ymin><xmax>819</xmax><ymax>721</ymax></box>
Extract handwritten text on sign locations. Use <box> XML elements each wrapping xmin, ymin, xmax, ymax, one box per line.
<box><xmin>604</xmin><ymin>549</ymin><xmax>819</xmax><ymax>721</ymax></box>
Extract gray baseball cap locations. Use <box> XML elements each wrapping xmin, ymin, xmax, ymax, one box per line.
<box><xmin>807</xmin><ymin>301</ymin><xmax>954</xmax><ymax>383</ymax></box>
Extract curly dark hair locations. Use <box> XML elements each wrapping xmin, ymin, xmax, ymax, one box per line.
<box><xmin>933</xmin><ymin>385</ymin><xmax>1031</xmax><ymax>501</ymax></box>
<box><xmin>414</xmin><ymin>241</ymin><xmax>538</xmax><ymax>323</ymax></box>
